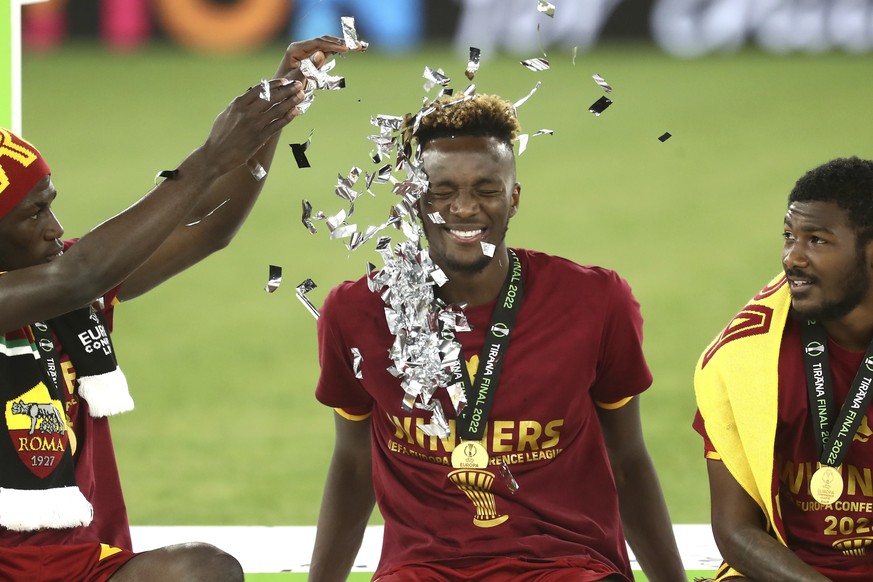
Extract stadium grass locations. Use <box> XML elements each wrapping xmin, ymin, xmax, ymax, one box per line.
<box><xmin>21</xmin><ymin>41</ymin><xmax>873</xmax><ymax>531</ymax></box>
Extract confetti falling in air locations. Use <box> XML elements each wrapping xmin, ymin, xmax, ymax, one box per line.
<box><xmin>154</xmin><ymin>169</ymin><xmax>178</xmax><ymax>185</ymax></box>
<box><xmin>423</xmin><ymin>66</ymin><xmax>451</xmax><ymax>91</ymax></box>
<box><xmin>520</xmin><ymin>57</ymin><xmax>550</xmax><ymax>72</ymax></box>
<box><xmin>588</xmin><ymin>96</ymin><xmax>613</xmax><ymax>116</ymax></box>
<box><xmin>537</xmin><ymin>0</ymin><xmax>556</xmax><ymax>17</ymax></box>
<box><xmin>264</xmin><ymin>265</ymin><xmax>282</xmax><ymax>293</ymax></box>
<box><xmin>289</xmin><ymin>129</ymin><xmax>315</xmax><ymax>169</ymax></box>
<box><xmin>465</xmin><ymin>47</ymin><xmax>481</xmax><ymax>81</ymax></box>
<box><xmin>592</xmin><ymin>74</ymin><xmax>613</xmax><ymax>93</ymax></box>
<box><xmin>516</xmin><ymin>129</ymin><xmax>554</xmax><ymax>156</ymax></box>
<box><xmin>340</xmin><ymin>16</ymin><xmax>369</xmax><ymax>51</ymax></box>
<box><xmin>513</xmin><ymin>81</ymin><xmax>542</xmax><ymax>110</ymax></box>
<box><xmin>658</xmin><ymin>132</ymin><xmax>672</xmax><ymax>142</ymax></box>
<box><xmin>295</xmin><ymin>279</ymin><xmax>320</xmax><ymax>319</ymax></box>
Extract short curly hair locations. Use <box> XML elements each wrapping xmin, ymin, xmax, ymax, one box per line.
<box><xmin>401</xmin><ymin>93</ymin><xmax>521</xmax><ymax>152</ymax></box>
<box><xmin>788</xmin><ymin>157</ymin><xmax>873</xmax><ymax>247</ymax></box>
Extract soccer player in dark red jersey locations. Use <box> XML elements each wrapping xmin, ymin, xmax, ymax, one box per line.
<box><xmin>0</xmin><ymin>37</ymin><xmax>348</xmax><ymax>581</ymax></box>
<box><xmin>695</xmin><ymin>157</ymin><xmax>873</xmax><ymax>582</ymax></box>
<box><xmin>309</xmin><ymin>93</ymin><xmax>685</xmax><ymax>582</ymax></box>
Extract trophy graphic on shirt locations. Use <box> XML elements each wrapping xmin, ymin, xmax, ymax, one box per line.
<box><xmin>832</xmin><ymin>536</ymin><xmax>873</xmax><ymax>557</ymax></box>
<box><xmin>447</xmin><ymin>467</ymin><xmax>509</xmax><ymax>528</ymax></box>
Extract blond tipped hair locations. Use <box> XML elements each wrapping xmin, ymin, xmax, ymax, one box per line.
<box><xmin>402</xmin><ymin>94</ymin><xmax>521</xmax><ymax>152</ymax></box>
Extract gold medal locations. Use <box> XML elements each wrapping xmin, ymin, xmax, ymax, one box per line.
<box><xmin>451</xmin><ymin>440</ymin><xmax>489</xmax><ymax>469</ymax></box>
<box><xmin>810</xmin><ymin>464</ymin><xmax>844</xmax><ymax>505</ymax></box>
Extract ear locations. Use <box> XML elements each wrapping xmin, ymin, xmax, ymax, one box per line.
<box><xmin>509</xmin><ymin>182</ymin><xmax>521</xmax><ymax>217</ymax></box>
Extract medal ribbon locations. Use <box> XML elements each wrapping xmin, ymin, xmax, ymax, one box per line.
<box><xmin>30</xmin><ymin>321</ymin><xmax>64</xmax><ymax>398</ymax></box>
<box><xmin>801</xmin><ymin>319</ymin><xmax>873</xmax><ymax>467</ymax></box>
<box><xmin>455</xmin><ymin>250</ymin><xmax>523</xmax><ymax>442</ymax></box>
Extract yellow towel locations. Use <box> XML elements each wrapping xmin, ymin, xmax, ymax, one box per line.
<box><xmin>694</xmin><ymin>273</ymin><xmax>793</xmax><ymax>578</ymax></box>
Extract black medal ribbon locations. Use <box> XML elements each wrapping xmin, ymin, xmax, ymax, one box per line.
<box><xmin>801</xmin><ymin>319</ymin><xmax>873</xmax><ymax>467</ymax></box>
<box><xmin>29</xmin><ymin>321</ymin><xmax>64</xmax><ymax>399</ymax></box>
<box><xmin>455</xmin><ymin>250</ymin><xmax>524</xmax><ymax>442</ymax></box>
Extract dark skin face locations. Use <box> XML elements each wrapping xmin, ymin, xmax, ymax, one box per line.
<box><xmin>0</xmin><ymin>175</ymin><xmax>64</xmax><ymax>272</ymax></box>
<box><xmin>783</xmin><ymin>200</ymin><xmax>873</xmax><ymax>350</ymax></box>
<box><xmin>418</xmin><ymin>135</ymin><xmax>520</xmax><ymax>306</ymax></box>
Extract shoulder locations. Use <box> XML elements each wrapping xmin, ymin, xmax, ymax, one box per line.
<box><xmin>515</xmin><ymin>248</ymin><xmax>632</xmax><ymax>296</ymax></box>
<box><xmin>321</xmin><ymin>275</ymin><xmax>383</xmax><ymax>321</ymax></box>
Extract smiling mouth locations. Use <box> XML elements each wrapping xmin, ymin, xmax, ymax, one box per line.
<box><xmin>787</xmin><ymin>276</ymin><xmax>816</xmax><ymax>292</ymax></box>
<box><xmin>448</xmin><ymin>228</ymin><xmax>484</xmax><ymax>241</ymax></box>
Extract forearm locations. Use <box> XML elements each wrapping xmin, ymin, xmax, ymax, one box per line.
<box><xmin>614</xmin><ymin>454</ymin><xmax>686</xmax><ymax>582</ymax></box>
<box><xmin>0</xmin><ymin>148</ymin><xmax>221</xmax><ymax>330</ymax></box>
<box><xmin>179</xmin><ymin>130</ymin><xmax>281</xmax><ymax>250</ymax></box>
<box><xmin>715</xmin><ymin>524</ymin><xmax>830</xmax><ymax>582</ymax></box>
<box><xmin>309</xmin><ymin>456</ymin><xmax>375</xmax><ymax>582</ymax></box>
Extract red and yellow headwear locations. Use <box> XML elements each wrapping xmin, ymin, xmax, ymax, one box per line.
<box><xmin>0</xmin><ymin>128</ymin><xmax>51</xmax><ymax>220</ymax></box>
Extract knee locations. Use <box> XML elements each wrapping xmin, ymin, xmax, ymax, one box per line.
<box><xmin>160</xmin><ymin>542</ymin><xmax>244</xmax><ymax>582</ymax></box>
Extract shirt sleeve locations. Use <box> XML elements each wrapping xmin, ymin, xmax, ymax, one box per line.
<box><xmin>692</xmin><ymin>409</ymin><xmax>721</xmax><ymax>460</ymax></box>
<box><xmin>589</xmin><ymin>271</ymin><xmax>654</xmax><ymax>404</ymax></box>
<box><xmin>314</xmin><ymin>283</ymin><xmax>374</xmax><ymax>417</ymax></box>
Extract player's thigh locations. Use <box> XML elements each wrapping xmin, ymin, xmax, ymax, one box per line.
<box><xmin>109</xmin><ymin>542</ymin><xmax>242</xmax><ymax>582</ymax></box>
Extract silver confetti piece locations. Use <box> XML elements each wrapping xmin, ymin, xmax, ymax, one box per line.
<box><xmin>465</xmin><ymin>47</ymin><xmax>481</xmax><ymax>81</ymax></box>
<box><xmin>417</xmin><ymin>400</ymin><xmax>450</xmax><ymax>438</ymax></box>
<box><xmin>340</xmin><ymin>16</ymin><xmax>368</xmax><ymax>51</ymax></box>
<box><xmin>430</xmin><ymin>266</ymin><xmax>449</xmax><ymax>287</ymax></box>
<box><xmin>537</xmin><ymin>0</ymin><xmax>555</xmax><ymax>16</ymax></box>
<box><xmin>371</xmin><ymin>114</ymin><xmax>404</xmax><ymax>131</ymax></box>
<box><xmin>520</xmin><ymin>57</ymin><xmax>550</xmax><ymax>72</ymax></box>
<box><xmin>185</xmin><ymin>198</ymin><xmax>229</xmax><ymax>227</ymax></box>
<box><xmin>589</xmin><ymin>96</ymin><xmax>613</xmax><ymax>116</ymax></box>
<box><xmin>247</xmin><ymin>159</ymin><xmax>267</xmax><ymax>181</ymax></box>
<box><xmin>513</xmin><ymin>81</ymin><xmax>542</xmax><ymax>110</ymax></box>
<box><xmin>423</xmin><ymin>66</ymin><xmax>451</xmax><ymax>92</ymax></box>
<box><xmin>427</xmin><ymin>212</ymin><xmax>445</xmax><ymax>224</ymax></box>
<box><xmin>499</xmin><ymin>458</ymin><xmax>520</xmax><ymax>493</ymax></box>
<box><xmin>259</xmin><ymin>79</ymin><xmax>270</xmax><ymax>101</ymax></box>
<box><xmin>302</xmin><ymin>200</ymin><xmax>318</xmax><ymax>234</ymax></box>
<box><xmin>481</xmin><ymin>241</ymin><xmax>496</xmax><ymax>257</ymax></box>
<box><xmin>592</xmin><ymin>73</ymin><xmax>613</xmax><ymax>93</ymax></box>
<box><xmin>330</xmin><ymin>223</ymin><xmax>358</xmax><ymax>240</ymax></box>
<box><xmin>295</xmin><ymin>278</ymin><xmax>320</xmax><ymax>319</ymax></box>
<box><xmin>264</xmin><ymin>265</ymin><xmax>282</xmax><ymax>293</ymax></box>
<box><xmin>351</xmin><ymin>347</ymin><xmax>363</xmax><ymax>379</ymax></box>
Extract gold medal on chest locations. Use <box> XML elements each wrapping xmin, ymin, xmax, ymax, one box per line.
<box><xmin>810</xmin><ymin>464</ymin><xmax>844</xmax><ymax>505</ymax></box>
<box><xmin>451</xmin><ymin>440</ymin><xmax>489</xmax><ymax>469</ymax></box>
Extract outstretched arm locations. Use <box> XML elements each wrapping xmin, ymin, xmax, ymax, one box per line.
<box><xmin>0</xmin><ymin>78</ymin><xmax>305</xmax><ymax>333</ymax></box>
<box><xmin>707</xmin><ymin>459</ymin><xmax>829</xmax><ymax>581</ymax></box>
<box><xmin>117</xmin><ymin>36</ymin><xmax>350</xmax><ymax>301</ymax></box>
<box><xmin>597</xmin><ymin>397</ymin><xmax>686</xmax><ymax>582</ymax></box>
<box><xmin>309</xmin><ymin>412</ymin><xmax>375</xmax><ymax>582</ymax></box>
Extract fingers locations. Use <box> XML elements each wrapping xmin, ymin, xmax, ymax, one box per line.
<box><xmin>259</xmin><ymin>80</ymin><xmax>307</xmax><ymax>125</ymax></box>
<box><xmin>287</xmin><ymin>35</ymin><xmax>348</xmax><ymax>60</ymax></box>
<box><xmin>275</xmin><ymin>35</ymin><xmax>352</xmax><ymax>79</ymax></box>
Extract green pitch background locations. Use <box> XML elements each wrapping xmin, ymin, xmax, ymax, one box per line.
<box><xmin>19</xmin><ymin>41</ymin><xmax>873</xmax><ymax>535</ymax></box>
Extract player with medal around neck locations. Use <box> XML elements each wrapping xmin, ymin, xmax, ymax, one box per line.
<box><xmin>700</xmin><ymin>157</ymin><xmax>873</xmax><ymax>582</ymax></box>
<box><xmin>418</xmin><ymin>134</ymin><xmax>519</xmax><ymax>308</ymax></box>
